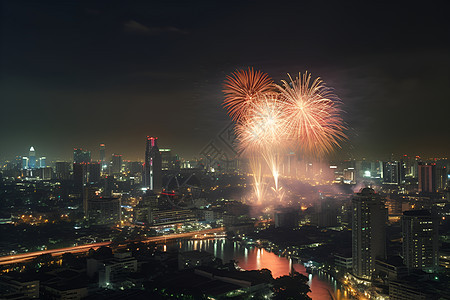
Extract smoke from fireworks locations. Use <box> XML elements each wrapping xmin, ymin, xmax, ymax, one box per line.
<box><xmin>223</xmin><ymin>69</ymin><xmax>345</xmax><ymax>204</ymax></box>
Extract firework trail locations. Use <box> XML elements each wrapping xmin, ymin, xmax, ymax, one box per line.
<box><xmin>249</xmin><ymin>155</ymin><xmax>266</xmax><ymax>204</ymax></box>
<box><xmin>223</xmin><ymin>68</ymin><xmax>274</xmax><ymax>123</ymax></box>
<box><xmin>276</xmin><ymin>72</ymin><xmax>346</xmax><ymax>157</ymax></box>
<box><xmin>236</xmin><ymin>94</ymin><xmax>287</xmax><ymax>198</ymax></box>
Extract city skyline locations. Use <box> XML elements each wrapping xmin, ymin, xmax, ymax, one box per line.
<box><xmin>1</xmin><ymin>1</ymin><xmax>450</xmax><ymax>160</ymax></box>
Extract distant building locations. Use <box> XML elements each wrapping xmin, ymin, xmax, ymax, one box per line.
<box><xmin>87</xmin><ymin>162</ymin><xmax>101</xmax><ymax>184</ymax></box>
<box><xmin>418</xmin><ymin>162</ymin><xmax>436</xmax><ymax>193</ymax></box>
<box><xmin>0</xmin><ymin>275</ymin><xmax>39</xmax><ymax>299</ymax></box>
<box><xmin>87</xmin><ymin>252</ymin><xmax>137</xmax><ymax>289</ymax></box>
<box><xmin>39</xmin><ymin>157</ymin><xmax>46</xmax><ymax>168</ymax></box>
<box><xmin>352</xmin><ymin>188</ymin><xmax>387</xmax><ymax>279</ymax></box>
<box><xmin>100</xmin><ymin>143</ymin><xmax>106</xmax><ymax>171</ymax></box>
<box><xmin>149</xmin><ymin>209</ymin><xmax>196</xmax><ymax>226</ymax></box>
<box><xmin>28</xmin><ymin>146</ymin><xmax>36</xmax><ymax>169</ymax></box>
<box><xmin>335</xmin><ymin>253</ymin><xmax>352</xmax><ymax>270</ymax></box>
<box><xmin>55</xmin><ymin>162</ymin><xmax>71</xmax><ymax>180</ymax></box>
<box><xmin>402</xmin><ymin>209</ymin><xmax>439</xmax><ymax>273</ymax></box>
<box><xmin>111</xmin><ymin>154</ymin><xmax>123</xmax><ymax>175</ymax></box>
<box><xmin>22</xmin><ymin>156</ymin><xmax>29</xmax><ymax>169</ymax></box>
<box><xmin>73</xmin><ymin>148</ymin><xmax>91</xmax><ymax>164</ymax></box>
<box><xmin>143</xmin><ymin>136</ymin><xmax>162</xmax><ymax>192</ymax></box>
<box><xmin>73</xmin><ymin>163</ymin><xmax>88</xmax><ymax>193</ymax></box>
<box><xmin>383</xmin><ymin>161</ymin><xmax>405</xmax><ymax>185</ymax></box>
<box><xmin>274</xmin><ymin>209</ymin><xmax>299</xmax><ymax>228</ymax></box>
<box><xmin>87</xmin><ymin>197</ymin><xmax>121</xmax><ymax>225</ymax></box>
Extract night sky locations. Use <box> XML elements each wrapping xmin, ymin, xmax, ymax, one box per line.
<box><xmin>1</xmin><ymin>0</ymin><xmax>449</xmax><ymax>161</ymax></box>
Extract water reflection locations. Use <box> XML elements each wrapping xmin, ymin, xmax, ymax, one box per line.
<box><xmin>178</xmin><ymin>238</ymin><xmax>349</xmax><ymax>300</ymax></box>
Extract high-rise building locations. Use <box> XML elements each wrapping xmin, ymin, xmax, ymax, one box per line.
<box><xmin>160</xmin><ymin>148</ymin><xmax>172</xmax><ymax>171</ymax></box>
<box><xmin>111</xmin><ymin>154</ymin><xmax>123</xmax><ymax>175</ymax></box>
<box><xmin>39</xmin><ymin>157</ymin><xmax>46</xmax><ymax>168</ymax></box>
<box><xmin>22</xmin><ymin>157</ymin><xmax>29</xmax><ymax>169</ymax></box>
<box><xmin>383</xmin><ymin>161</ymin><xmax>405</xmax><ymax>185</ymax></box>
<box><xmin>28</xmin><ymin>147</ymin><xmax>36</xmax><ymax>169</ymax></box>
<box><xmin>402</xmin><ymin>210</ymin><xmax>439</xmax><ymax>273</ymax></box>
<box><xmin>87</xmin><ymin>162</ymin><xmax>101</xmax><ymax>184</ymax></box>
<box><xmin>143</xmin><ymin>136</ymin><xmax>162</xmax><ymax>192</ymax></box>
<box><xmin>55</xmin><ymin>161</ymin><xmax>71</xmax><ymax>180</ymax></box>
<box><xmin>352</xmin><ymin>188</ymin><xmax>387</xmax><ymax>279</ymax></box>
<box><xmin>73</xmin><ymin>163</ymin><xmax>88</xmax><ymax>194</ymax></box>
<box><xmin>73</xmin><ymin>148</ymin><xmax>91</xmax><ymax>164</ymax></box>
<box><xmin>100</xmin><ymin>143</ymin><xmax>106</xmax><ymax>171</ymax></box>
<box><xmin>418</xmin><ymin>163</ymin><xmax>436</xmax><ymax>193</ymax></box>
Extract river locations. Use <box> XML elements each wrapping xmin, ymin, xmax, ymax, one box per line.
<box><xmin>174</xmin><ymin>238</ymin><xmax>350</xmax><ymax>300</ymax></box>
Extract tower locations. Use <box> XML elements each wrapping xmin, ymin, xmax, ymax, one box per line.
<box><xmin>100</xmin><ymin>144</ymin><xmax>106</xmax><ymax>171</ymax></box>
<box><xmin>143</xmin><ymin>136</ymin><xmax>162</xmax><ymax>192</ymax></box>
<box><xmin>28</xmin><ymin>147</ymin><xmax>36</xmax><ymax>169</ymax></box>
<box><xmin>402</xmin><ymin>210</ymin><xmax>438</xmax><ymax>273</ymax></box>
<box><xmin>352</xmin><ymin>188</ymin><xmax>387</xmax><ymax>279</ymax></box>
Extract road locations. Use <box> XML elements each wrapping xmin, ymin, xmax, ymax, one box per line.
<box><xmin>0</xmin><ymin>227</ymin><xmax>224</xmax><ymax>266</ymax></box>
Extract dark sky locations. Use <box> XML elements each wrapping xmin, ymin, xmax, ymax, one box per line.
<box><xmin>1</xmin><ymin>0</ymin><xmax>449</xmax><ymax>161</ymax></box>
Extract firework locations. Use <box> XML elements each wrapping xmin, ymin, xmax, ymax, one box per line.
<box><xmin>223</xmin><ymin>68</ymin><xmax>346</xmax><ymax>205</ymax></box>
<box><xmin>277</xmin><ymin>72</ymin><xmax>346</xmax><ymax>156</ymax></box>
<box><xmin>236</xmin><ymin>94</ymin><xmax>287</xmax><ymax>193</ymax></box>
<box><xmin>249</xmin><ymin>155</ymin><xmax>266</xmax><ymax>204</ymax></box>
<box><xmin>223</xmin><ymin>68</ymin><xmax>274</xmax><ymax>123</ymax></box>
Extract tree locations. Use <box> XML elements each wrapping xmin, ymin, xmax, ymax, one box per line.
<box><xmin>272</xmin><ymin>272</ymin><xmax>311</xmax><ymax>300</ymax></box>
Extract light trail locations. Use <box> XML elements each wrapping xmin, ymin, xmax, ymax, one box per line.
<box><xmin>0</xmin><ymin>228</ymin><xmax>224</xmax><ymax>266</ymax></box>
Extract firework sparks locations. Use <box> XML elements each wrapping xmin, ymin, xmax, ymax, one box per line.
<box><xmin>277</xmin><ymin>72</ymin><xmax>346</xmax><ymax>156</ymax></box>
<box><xmin>223</xmin><ymin>68</ymin><xmax>274</xmax><ymax>123</ymax></box>
<box><xmin>223</xmin><ymin>68</ymin><xmax>346</xmax><ymax>205</ymax></box>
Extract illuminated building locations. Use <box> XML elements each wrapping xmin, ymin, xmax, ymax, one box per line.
<box><xmin>418</xmin><ymin>162</ymin><xmax>436</xmax><ymax>193</ymax></box>
<box><xmin>352</xmin><ymin>188</ymin><xmax>387</xmax><ymax>279</ymax></box>
<box><xmin>402</xmin><ymin>210</ymin><xmax>438</xmax><ymax>273</ymax></box>
<box><xmin>73</xmin><ymin>148</ymin><xmax>91</xmax><ymax>164</ymax></box>
<box><xmin>143</xmin><ymin>136</ymin><xmax>162</xmax><ymax>192</ymax></box>
<box><xmin>87</xmin><ymin>252</ymin><xmax>137</xmax><ymax>289</ymax></box>
<box><xmin>28</xmin><ymin>146</ymin><xmax>36</xmax><ymax>169</ymax></box>
<box><xmin>22</xmin><ymin>157</ymin><xmax>29</xmax><ymax>169</ymax></box>
<box><xmin>149</xmin><ymin>209</ymin><xmax>195</xmax><ymax>225</ymax></box>
<box><xmin>160</xmin><ymin>148</ymin><xmax>178</xmax><ymax>171</ymax></box>
<box><xmin>383</xmin><ymin>161</ymin><xmax>405</xmax><ymax>184</ymax></box>
<box><xmin>39</xmin><ymin>157</ymin><xmax>46</xmax><ymax>168</ymax></box>
<box><xmin>99</xmin><ymin>143</ymin><xmax>106</xmax><ymax>171</ymax></box>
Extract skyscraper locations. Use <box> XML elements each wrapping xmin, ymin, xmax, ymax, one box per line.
<box><xmin>39</xmin><ymin>157</ymin><xmax>46</xmax><ymax>168</ymax></box>
<box><xmin>143</xmin><ymin>136</ymin><xmax>162</xmax><ymax>192</ymax></box>
<box><xmin>100</xmin><ymin>143</ymin><xmax>106</xmax><ymax>171</ymax></box>
<box><xmin>352</xmin><ymin>188</ymin><xmax>387</xmax><ymax>279</ymax></box>
<box><xmin>73</xmin><ymin>148</ymin><xmax>91</xmax><ymax>164</ymax></box>
<box><xmin>111</xmin><ymin>154</ymin><xmax>123</xmax><ymax>175</ymax></box>
<box><xmin>382</xmin><ymin>161</ymin><xmax>405</xmax><ymax>185</ymax></box>
<box><xmin>402</xmin><ymin>210</ymin><xmax>439</xmax><ymax>273</ymax></box>
<box><xmin>28</xmin><ymin>147</ymin><xmax>36</xmax><ymax>169</ymax></box>
<box><xmin>22</xmin><ymin>157</ymin><xmax>29</xmax><ymax>169</ymax></box>
<box><xmin>418</xmin><ymin>162</ymin><xmax>436</xmax><ymax>193</ymax></box>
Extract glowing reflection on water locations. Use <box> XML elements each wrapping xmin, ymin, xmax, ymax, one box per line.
<box><xmin>179</xmin><ymin>239</ymin><xmax>349</xmax><ymax>300</ymax></box>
